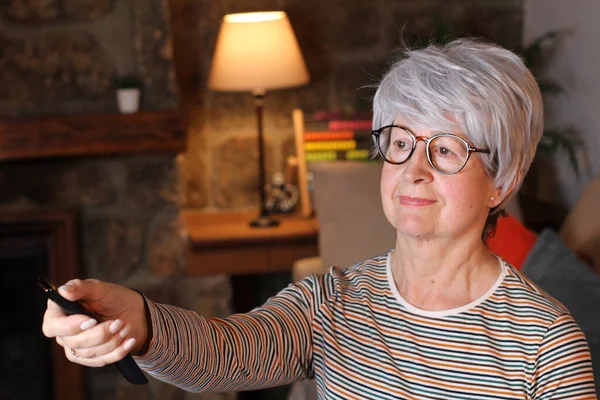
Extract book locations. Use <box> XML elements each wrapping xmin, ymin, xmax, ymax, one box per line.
<box><xmin>292</xmin><ymin>109</ymin><xmax>375</xmax><ymax>217</ymax></box>
<box><xmin>304</xmin><ymin>149</ymin><xmax>371</xmax><ymax>162</ymax></box>
<box><xmin>310</xmin><ymin>111</ymin><xmax>372</xmax><ymax>121</ymax></box>
<box><xmin>302</xmin><ymin>120</ymin><xmax>373</xmax><ymax>132</ymax></box>
<box><xmin>301</xmin><ymin>111</ymin><xmax>374</xmax><ymax>163</ymax></box>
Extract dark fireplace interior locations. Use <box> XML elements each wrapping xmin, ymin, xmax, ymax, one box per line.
<box><xmin>0</xmin><ymin>210</ymin><xmax>83</xmax><ymax>400</ymax></box>
<box><xmin>0</xmin><ymin>246</ymin><xmax>51</xmax><ymax>400</ymax></box>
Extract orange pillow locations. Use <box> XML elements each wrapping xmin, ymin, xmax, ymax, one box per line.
<box><xmin>485</xmin><ymin>214</ymin><xmax>538</xmax><ymax>270</ymax></box>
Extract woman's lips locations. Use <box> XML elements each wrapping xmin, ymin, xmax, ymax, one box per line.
<box><xmin>399</xmin><ymin>196</ymin><xmax>436</xmax><ymax>206</ymax></box>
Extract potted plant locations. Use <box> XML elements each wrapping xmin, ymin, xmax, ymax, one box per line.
<box><xmin>114</xmin><ymin>75</ymin><xmax>143</xmax><ymax>114</ymax></box>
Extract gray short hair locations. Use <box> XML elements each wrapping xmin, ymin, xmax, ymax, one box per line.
<box><xmin>373</xmin><ymin>39</ymin><xmax>544</xmax><ymax>217</ymax></box>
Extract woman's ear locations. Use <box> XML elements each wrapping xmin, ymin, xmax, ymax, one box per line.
<box><xmin>489</xmin><ymin>170</ymin><xmax>523</xmax><ymax>209</ymax></box>
<box><xmin>488</xmin><ymin>187</ymin><xmax>504</xmax><ymax>209</ymax></box>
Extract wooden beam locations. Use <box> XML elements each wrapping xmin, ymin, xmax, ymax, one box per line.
<box><xmin>167</xmin><ymin>0</ymin><xmax>205</xmax><ymax>110</ymax></box>
<box><xmin>0</xmin><ymin>110</ymin><xmax>186</xmax><ymax>161</ymax></box>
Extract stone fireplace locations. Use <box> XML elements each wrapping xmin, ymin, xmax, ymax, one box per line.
<box><xmin>0</xmin><ymin>152</ymin><xmax>233</xmax><ymax>399</ymax></box>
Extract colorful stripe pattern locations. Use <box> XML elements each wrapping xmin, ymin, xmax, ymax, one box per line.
<box><xmin>135</xmin><ymin>253</ymin><xmax>597</xmax><ymax>399</ymax></box>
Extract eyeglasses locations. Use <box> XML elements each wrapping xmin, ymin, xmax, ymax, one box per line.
<box><xmin>372</xmin><ymin>125</ymin><xmax>490</xmax><ymax>175</ymax></box>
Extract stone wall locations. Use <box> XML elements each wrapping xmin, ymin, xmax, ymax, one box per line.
<box><xmin>0</xmin><ymin>0</ymin><xmax>178</xmax><ymax>116</ymax></box>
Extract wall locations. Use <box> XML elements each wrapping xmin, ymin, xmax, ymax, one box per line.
<box><xmin>524</xmin><ymin>0</ymin><xmax>600</xmax><ymax>208</ymax></box>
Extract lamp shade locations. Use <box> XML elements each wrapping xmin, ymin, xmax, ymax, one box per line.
<box><xmin>208</xmin><ymin>11</ymin><xmax>310</xmax><ymax>92</ymax></box>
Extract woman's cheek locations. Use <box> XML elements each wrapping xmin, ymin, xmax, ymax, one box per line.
<box><xmin>380</xmin><ymin>165</ymin><xmax>396</xmax><ymax>194</ymax></box>
<box><xmin>380</xmin><ymin>168</ymin><xmax>397</xmax><ymax>225</ymax></box>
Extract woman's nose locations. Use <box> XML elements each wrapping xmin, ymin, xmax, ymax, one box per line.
<box><xmin>403</xmin><ymin>142</ymin><xmax>433</xmax><ymax>182</ymax></box>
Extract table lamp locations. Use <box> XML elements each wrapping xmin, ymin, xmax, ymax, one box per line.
<box><xmin>208</xmin><ymin>11</ymin><xmax>310</xmax><ymax>228</ymax></box>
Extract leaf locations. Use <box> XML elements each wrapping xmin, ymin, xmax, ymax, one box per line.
<box><xmin>537</xmin><ymin>80</ymin><xmax>563</xmax><ymax>95</ymax></box>
<box><xmin>113</xmin><ymin>75</ymin><xmax>143</xmax><ymax>89</ymax></box>
<box><xmin>521</xmin><ymin>30</ymin><xmax>563</xmax><ymax>70</ymax></box>
<box><xmin>537</xmin><ymin>128</ymin><xmax>583</xmax><ymax>176</ymax></box>
<box><xmin>430</xmin><ymin>13</ymin><xmax>456</xmax><ymax>45</ymax></box>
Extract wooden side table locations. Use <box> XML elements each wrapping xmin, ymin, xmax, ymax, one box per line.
<box><xmin>181</xmin><ymin>210</ymin><xmax>319</xmax><ymax>276</ymax></box>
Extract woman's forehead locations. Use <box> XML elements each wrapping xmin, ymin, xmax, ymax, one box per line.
<box><xmin>392</xmin><ymin>115</ymin><xmax>467</xmax><ymax>138</ymax></box>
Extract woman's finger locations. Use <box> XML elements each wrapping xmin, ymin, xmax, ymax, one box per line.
<box><xmin>42</xmin><ymin>299</ymin><xmax>96</xmax><ymax>338</ymax></box>
<box><xmin>67</xmin><ymin>337</ymin><xmax>137</xmax><ymax>368</ymax></box>
<box><xmin>64</xmin><ymin>344</ymin><xmax>82</xmax><ymax>364</ymax></box>
<box><xmin>60</xmin><ymin>319</ymin><xmax>124</xmax><ymax>350</ymax></box>
<box><xmin>75</xmin><ymin>325</ymin><xmax>131</xmax><ymax>359</ymax></box>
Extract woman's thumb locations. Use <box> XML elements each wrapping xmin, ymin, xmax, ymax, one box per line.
<box><xmin>58</xmin><ymin>279</ymin><xmax>86</xmax><ymax>301</ymax></box>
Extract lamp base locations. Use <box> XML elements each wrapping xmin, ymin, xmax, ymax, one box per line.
<box><xmin>249</xmin><ymin>215</ymin><xmax>280</xmax><ymax>228</ymax></box>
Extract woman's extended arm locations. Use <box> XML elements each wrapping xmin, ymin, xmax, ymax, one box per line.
<box><xmin>134</xmin><ymin>276</ymin><xmax>323</xmax><ymax>392</ymax></box>
<box><xmin>43</xmin><ymin>273</ymin><xmax>331</xmax><ymax>393</ymax></box>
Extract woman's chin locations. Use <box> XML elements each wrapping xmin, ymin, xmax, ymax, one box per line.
<box><xmin>394</xmin><ymin>216</ymin><xmax>436</xmax><ymax>238</ymax></box>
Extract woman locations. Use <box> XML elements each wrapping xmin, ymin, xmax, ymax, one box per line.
<box><xmin>42</xmin><ymin>39</ymin><xmax>597</xmax><ymax>398</ymax></box>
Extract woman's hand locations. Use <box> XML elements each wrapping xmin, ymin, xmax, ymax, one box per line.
<box><xmin>41</xmin><ymin>279</ymin><xmax>148</xmax><ymax>368</ymax></box>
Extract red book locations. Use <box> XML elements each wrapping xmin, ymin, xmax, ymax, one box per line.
<box><xmin>304</xmin><ymin>131</ymin><xmax>354</xmax><ymax>141</ymax></box>
<box><xmin>328</xmin><ymin>120</ymin><xmax>372</xmax><ymax>130</ymax></box>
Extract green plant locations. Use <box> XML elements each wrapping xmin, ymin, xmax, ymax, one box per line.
<box><xmin>113</xmin><ymin>74</ymin><xmax>143</xmax><ymax>89</ymax></box>
<box><xmin>519</xmin><ymin>30</ymin><xmax>583</xmax><ymax>176</ymax></box>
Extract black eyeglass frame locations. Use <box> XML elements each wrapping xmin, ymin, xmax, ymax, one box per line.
<box><xmin>372</xmin><ymin>124</ymin><xmax>491</xmax><ymax>175</ymax></box>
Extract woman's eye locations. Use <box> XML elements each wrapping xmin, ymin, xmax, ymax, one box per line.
<box><xmin>435</xmin><ymin>146</ymin><xmax>453</xmax><ymax>156</ymax></box>
<box><xmin>393</xmin><ymin>140</ymin><xmax>408</xmax><ymax>150</ymax></box>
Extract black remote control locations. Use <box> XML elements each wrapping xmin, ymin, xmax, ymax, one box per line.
<box><xmin>38</xmin><ymin>276</ymin><xmax>148</xmax><ymax>385</ymax></box>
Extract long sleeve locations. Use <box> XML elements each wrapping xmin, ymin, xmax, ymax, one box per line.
<box><xmin>532</xmin><ymin>314</ymin><xmax>597</xmax><ymax>399</ymax></box>
<box><xmin>134</xmin><ymin>274</ymin><xmax>330</xmax><ymax>392</ymax></box>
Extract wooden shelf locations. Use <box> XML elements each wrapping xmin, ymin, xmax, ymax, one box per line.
<box><xmin>0</xmin><ymin>110</ymin><xmax>186</xmax><ymax>161</ymax></box>
<box><xmin>180</xmin><ymin>210</ymin><xmax>319</xmax><ymax>275</ymax></box>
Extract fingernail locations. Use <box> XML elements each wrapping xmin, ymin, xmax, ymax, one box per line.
<box><xmin>80</xmin><ymin>319</ymin><xmax>97</xmax><ymax>331</ymax></box>
<box><xmin>109</xmin><ymin>319</ymin><xmax>123</xmax><ymax>334</ymax></box>
<box><xmin>119</xmin><ymin>325</ymin><xmax>131</xmax><ymax>338</ymax></box>
<box><xmin>59</xmin><ymin>283</ymin><xmax>75</xmax><ymax>293</ymax></box>
<box><xmin>123</xmin><ymin>338</ymin><xmax>136</xmax><ymax>351</ymax></box>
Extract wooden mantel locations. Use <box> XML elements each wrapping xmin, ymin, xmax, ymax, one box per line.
<box><xmin>0</xmin><ymin>110</ymin><xmax>186</xmax><ymax>161</ymax></box>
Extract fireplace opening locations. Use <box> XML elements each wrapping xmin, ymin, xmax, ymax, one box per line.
<box><xmin>0</xmin><ymin>246</ymin><xmax>52</xmax><ymax>399</ymax></box>
<box><xmin>0</xmin><ymin>210</ymin><xmax>84</xmax><ymax>400</ymax></box>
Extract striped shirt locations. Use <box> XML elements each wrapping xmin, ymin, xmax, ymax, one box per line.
<box><xmin>135</xmin><ymin>252</ymin><xmax>597</xmax><ymax>399</ymax></box>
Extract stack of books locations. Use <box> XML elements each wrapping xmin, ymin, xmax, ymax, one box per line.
<box><xmin>302</xmin><ymin>111</ymin><xmax>374</xmax><ymax>163</ymax></box>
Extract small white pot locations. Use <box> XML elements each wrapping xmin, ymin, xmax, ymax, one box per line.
<box><xmin>116</xmin><ymin>88</ymin><xmax>141</xmax><ymax>114</ymax></box>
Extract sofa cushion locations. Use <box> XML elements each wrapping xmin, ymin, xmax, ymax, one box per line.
<box><xmin>522</xmin><ymin>229</ymin><xmax>600</xmax><ymax>393</ymax></box>
<box><xmin>486</xmin><ymin>214</ymin><xmax>538</xmax><ymax>270</ymax></box>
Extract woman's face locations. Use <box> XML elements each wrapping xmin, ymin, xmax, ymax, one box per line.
<box><xmin>380</xmin><ymin>118</ymin><xmax>501</xmax><ymax>241</ymax></box>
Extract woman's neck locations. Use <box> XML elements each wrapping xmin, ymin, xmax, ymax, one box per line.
<box><xmin>390</xmin><ymin>235</ymin><xmax>501</xmax><ymax>311</ymax></box>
